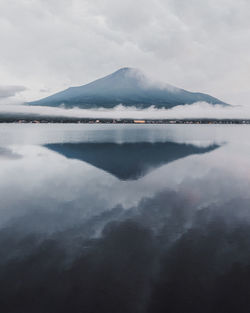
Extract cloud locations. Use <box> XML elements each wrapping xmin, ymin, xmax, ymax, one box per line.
<box><xmin>0</xmin><ymin>0</ymin><xmax>250</xmax><ymax>104</ymax></box>
<box><xmin>0</xmin><ymin>85</ymin><xmax>26</xmax><ymax>98</ymax></box>
<box><xmin>0</xmin><ymin>102</ymin><xmax>250</xmax><ymax>120</ymax></box>
<box><xmin>0</xmin><ymin>147</ymin><xmax>22</xmax><ymax>160</ymax></box>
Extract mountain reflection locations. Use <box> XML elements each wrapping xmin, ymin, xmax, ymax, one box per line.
<box><xmin>46</xmin><ymin>142</ymin><xmax>219</xmax><ymax>180</ymax></box>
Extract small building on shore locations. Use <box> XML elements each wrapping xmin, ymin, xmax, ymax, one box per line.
<box><xmin>134</xmin><ymin>120</ymin><xmax>145</xmax><ymax>124</ymax></box>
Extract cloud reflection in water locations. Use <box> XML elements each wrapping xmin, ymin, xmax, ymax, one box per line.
<box><xmin>0</xmin><ymin>125</ymin><xmax>250</xmax><ymax>312</ymax></box>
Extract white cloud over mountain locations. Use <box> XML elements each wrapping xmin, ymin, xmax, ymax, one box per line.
<box><xmin>0</xmin><ymin>102</ymin><xmax>249</xmax><ymax>120</ymax></box>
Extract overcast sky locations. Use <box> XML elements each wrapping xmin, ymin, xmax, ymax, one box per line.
<box><xmin>0</xmin><ymin>0</ymin><xmax>250</xmax><ymax>105</ymax></box>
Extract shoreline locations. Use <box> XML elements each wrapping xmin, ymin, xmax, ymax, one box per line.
<box><xmin>0</xmin><ymin>118</ymin><xmax>250</xmax><ymax>124</ymax></box>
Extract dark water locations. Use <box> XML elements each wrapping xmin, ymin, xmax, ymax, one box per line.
<box><xmin>1</xmin><ymin>124</ymin><xmax>250</xmax><ymax>313</ymax></box>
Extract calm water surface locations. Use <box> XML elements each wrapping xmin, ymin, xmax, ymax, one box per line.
<box><xmin>0</xmin><ymin>124</ymin><xmax>250</xmax><ymax>313</ymax></box>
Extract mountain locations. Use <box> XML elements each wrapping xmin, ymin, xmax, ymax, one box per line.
<box><xmin>46</xmin><ymin>142</ymin><xmax>219</xmax><ymax>180</ymax></box>
<box><xmin>29</xmin><ymin>68</ymin><xmax>227</xmax><ymax>109</ymax></box>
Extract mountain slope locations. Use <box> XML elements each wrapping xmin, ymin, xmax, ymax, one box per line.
<box><xmin>29</xmin><ymin>68</ymin><xmax>227</xmax><ymax>108</ymax></box>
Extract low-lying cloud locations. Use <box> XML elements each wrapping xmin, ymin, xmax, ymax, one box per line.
<box><xmin>0</xmin><ymin>86</ymin><xmax>26</xmax><ymax>99</ymax></box>
<box><xmin>0</xmin><ymin>102</ymin><xmax>249</xmax><ymax>120</ymax></box>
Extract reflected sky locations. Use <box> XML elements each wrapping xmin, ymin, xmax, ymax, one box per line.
<box><xmin>0</xmin><ymin>124</ymin><xmax>250</xmax><ymax>231</ymax></box>
<box><xmin>1</xmin><ymin>124</ymin><xmax>250</xmax><ymax>313</ymax></box>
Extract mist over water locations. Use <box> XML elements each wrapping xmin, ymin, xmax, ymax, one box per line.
<box><xmin>1</xmin><ymin>124</ymin><xmax>250</xmax><ymax>312</ymax></box>
<box><xmin>0</xmin><ymin>101</ymin><xmax>250</xmax><ymax>120</ymax></box>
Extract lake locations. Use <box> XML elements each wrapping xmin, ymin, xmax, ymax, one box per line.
<box><xmin>0</xmin><ymin>123</ymin><xmax>250</xmax><ymax>313</ymax></box>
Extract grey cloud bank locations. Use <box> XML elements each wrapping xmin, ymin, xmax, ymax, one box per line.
<box><xmin>0</xmin><ymin>86</ymin><xmax>26</xmax><ymax>98</ymax></box>
<box><xmin>0</xmin><ymin>0</ymin><xmax>250</xmax><ymax>105</ymax></box>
